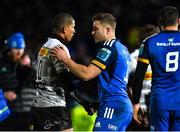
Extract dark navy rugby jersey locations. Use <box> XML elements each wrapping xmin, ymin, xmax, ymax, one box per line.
<box><xmin>91</xmin><ymin>39</ymin><xmax>132</xmax><ymax>111</ymax></box>
<box><xmin>138</xmin><ymin>31</ymin><xmax>180</xmax><ymax>110</ymax></box>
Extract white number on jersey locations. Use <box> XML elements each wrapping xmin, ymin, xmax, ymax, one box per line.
<box><xmin>166</xmin><ymin>51</ymin><xmax>179</xmax><ymax>72</ymax></box>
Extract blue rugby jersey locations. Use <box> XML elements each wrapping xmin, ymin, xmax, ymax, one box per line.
<box><xmin>91</xmin><ymin>39</ymin><xmax>132</xmax><ymax>112</ymax></box>
<box><xmin>138</xmin><ymin>31</ymin><xmax>180</xmax><ymax>110</ymax></box>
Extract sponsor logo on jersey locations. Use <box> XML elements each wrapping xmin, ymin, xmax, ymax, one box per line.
<box><xmin>108</xmin><ymin>124</ymin><xmax>117</xmax><ymax>130</ymax></box>
<box><xmin>168</xmin><ymin>37</ymin><xmax>174</xmax><ymax>43</ymax></box>
<box><xmin>39</xmin><ymin>48</ymin><xmax>49</xmax><ymax>57</ymax></box>
<box><xmin>97</xmin><ymin>48</ymin><xmax>111</xmax><ymax>62</ymax></box>
<box><xmin>95</xmin><ymin>122</ymin><xmax>101</xmax><ymax>128</ymax></box>
<box><xmin>104</xmin><ymin>107</ymin><xmax>114</xmax><ymax>119</ymax></box>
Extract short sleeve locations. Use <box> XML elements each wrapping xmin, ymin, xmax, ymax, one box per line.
<box><xmin>91</xmin><ymin>40</ymin><xmax>116</xmax><ymax>70</ymax></box>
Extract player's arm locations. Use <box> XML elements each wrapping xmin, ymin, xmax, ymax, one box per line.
<box><xmin>50</xmin><ymin>49</ymin><xmax>95</xmax><ymax>115</ymax></box>
<box><xmin>59</xmin><ymin>59</ymin><xmax>101</xmax><ymax>81</ymax></box>
<box><xmin>132</xmin><ymin>61</ymin><xmax>148</xmax><ymax>125</ymax></box>
<box><xmin>51</xmin><ymin>43</ymin><xmax>116</xmax><ymax>81</ymax></box>
<box><xmin>132</xmin><ymin>61</ymin><xmax>149</xmax><ymax>104</ymax></box>
<box><xmin>132</xmin><ymin>43</ymin><xmax>149</xmax><ymax>125</ymax></box>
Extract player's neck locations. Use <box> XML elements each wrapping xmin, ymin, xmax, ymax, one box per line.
<box><xmin>162</xmin><ymin>25</ymin><xmax>178</xmax><ymax>31</ymax></box>
<box><xmin>59</xmin><ymin>32</ymin><xmax>66</xmax><ymax>40</ymax></box>
<box><xmin>106</xmin><ymin>34</ymin><xmax>116</xmax><ymax>41</ymax></box>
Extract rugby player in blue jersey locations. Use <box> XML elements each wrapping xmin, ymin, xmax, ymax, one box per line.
<box><xmin>132</xmin><ymin>6</ymin><xmax>180</xmax><ymax>131</ymax></box>
<box><xmin>52</xmin><ymin>13</ymin><xmax>132</xmax><ymax>131</ymax></box>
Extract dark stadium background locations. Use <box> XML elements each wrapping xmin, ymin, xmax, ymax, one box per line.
<box><xmin>0</xmin><ymin>0</ymin><xmax>179</xmax><ymax>57</ymax></box>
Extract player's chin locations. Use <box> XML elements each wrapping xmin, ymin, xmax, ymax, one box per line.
<box><xmin>66</xmin><ymin>38</ymin><xmax>72</xmax><ymax>42</ymax></box>
<box><xmin>94</xmin><ymin>39</ymin><xmax>100</xmax><ymax>43</ymax></box>
<box><xmin>69</xmin><ymin>35</ymin><xmax>74</xmax><ymax>42</ymax></box>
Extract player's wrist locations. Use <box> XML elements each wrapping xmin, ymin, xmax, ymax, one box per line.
<box><xmin>63</xmin><ymin>57</ymin><xmax>71</xmax><ymax>64</ymax></box>
<box><xmin>133</xmin><ymin>103</ymin><xmax>140</xmax><ymax>110</ymax></box>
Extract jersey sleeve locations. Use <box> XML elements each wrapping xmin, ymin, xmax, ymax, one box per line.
<box><xmin>91</xmin><ymin>42</ymin><xmax>116</xmax><ymax>70</ymax></box>
<box><xmin>138</xmin><ymin>42</ymin><xmax>150</xmax><ymax>64</ymax></box>
<box><xmin>132</xmin><ymin>62</ymin><xmax>148</xmax><ymax>104</ymax></box>
<box><xmin>130</xmin><ymin>49</ymin><xmax>139</xmax><ymax>73</ymax></box>
<box><xmin>132</xmin><ymin>41</ymin><xmax>149</xmax><ymax>104</ymax></box>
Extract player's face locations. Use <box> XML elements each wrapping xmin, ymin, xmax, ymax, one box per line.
<box><xmin>64</xmin><ymin>20</ymin><xmax>75</xmax><ymax>42</ymax></box>
<box><xmin>9</xmin><ymin>48</ymin><xmax>24</xmax><ymax>62</ymax></box>
<box><xmin>91</xmin><ymin>20</ymin><xmax>108</xmax><ymax>43</ymax></box>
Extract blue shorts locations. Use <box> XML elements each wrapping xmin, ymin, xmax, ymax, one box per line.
<box><xmin>93</xmin><ymin>105</ymin><xmax>132</xmax><ymax>131</ymax></box>
<box><xmin>150</xmin><ymin>108</ymin><xmax>180</xmax><ymax>131</ymax></box>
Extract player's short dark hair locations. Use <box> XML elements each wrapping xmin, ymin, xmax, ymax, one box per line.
<box><xmin>158</xmin><ymin>6</ymin><xmax>179</xmax><ymax>27</ymax></box>
<box><xmin>52</xmin><ymin>13</ymin><xmax>74</xmax><ymax>34</ymax></box>
<box><xmin>92</xmin><ymin>13</ymin><xmax>116</xmax><ymax>29</ymax></box>
<box><xmin>139</xmin><ymin>24</ymin><xmax>160</xmax><ymax>43</ymax></box>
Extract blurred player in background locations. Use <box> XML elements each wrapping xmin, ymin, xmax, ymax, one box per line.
<box><xmin>0</xmin><ymin>32</ymin><xmax>35</xmax><ymax>130</ymax></box>
<box><xmin>132</xmin><ymin>6</ymin><xmax>180</xmax><ymax>131</ymax></box>
<box><xmin>128</xmin><ymin>24</ymin><xmax>159</xmax><ymax>130</ymax></box>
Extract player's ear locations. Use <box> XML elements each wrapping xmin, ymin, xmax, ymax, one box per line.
<box><xmin>62</xmin><ymin>26</ymin><xmax>66</xmax><ymax>33</ymax></box>
<box><xmin>106</xmin><ymin>27</ymin><xmax>110</xmax><ymax>35</ymax></box>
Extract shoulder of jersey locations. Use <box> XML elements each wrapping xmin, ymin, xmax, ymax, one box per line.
<box><xmin>38</xmin><ymin>38</ymin><xmax>64</xmax><ymax>57</ymax></box>
<box><xmin>142</xmin><ymin>33</ymin><xmax>159</xmax><ymax>43</ymax></box>
<box><xmin>44</xmin><ymin>38</ymin><xmax>63</xmax><ymax>48</ymax></box>
<box><xmin>103</xmin><ymin>39</ymin><xmax>116</xmax><ymax>47</ymax></box>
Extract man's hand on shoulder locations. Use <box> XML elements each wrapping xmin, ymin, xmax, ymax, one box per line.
<box><xmin>51</xmin><ymin>46</ymin><xmax>69</xmax><ymax>63</ymax></box>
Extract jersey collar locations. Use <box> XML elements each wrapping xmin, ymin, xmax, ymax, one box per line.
<box><xmin>51</xmin><ymin>34</ymin><xmax>68</xmax><ymax>45</ymax></box>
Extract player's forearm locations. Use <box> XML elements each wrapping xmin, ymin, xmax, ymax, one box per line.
<box><xmin>63</xmin><ymin>58</ymin><xmax>91</xmax><ymax>81</ymax></box>
<box><xmin>132</xmin><ymin>62</ymin><xmax>148</xmax><ymax>104</ymax></box>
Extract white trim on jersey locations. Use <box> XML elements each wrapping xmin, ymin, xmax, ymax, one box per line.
<box><xmin>103</xmin><ymin>40</ymin><xmax>115</xmax><ymax>47</ymax></box>
<box><xmin>109</xmin><ymin>40</ymin><xmax>115</xmax><ymax>47</ymax></box>
<box><xmin>103</xmin><ymin>40</ymin><xmax>110</xmax><ymax>46</ymax></box>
